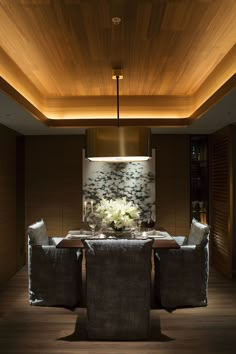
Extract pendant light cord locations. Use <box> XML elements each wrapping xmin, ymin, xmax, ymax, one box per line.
<box><xmin>116</xmin><ymin>75</ymin><xmax>120</xmax><ymax>127</ymax></box>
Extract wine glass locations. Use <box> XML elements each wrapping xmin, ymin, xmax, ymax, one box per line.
<box><xmin>137</xmin><ymin>219</ymin><xmax>142</xmax><ymax>233</ymax></box>
<box><xmin>87</xmin><ymin>214</ymin><xmax>97</xmax><ymax>237</ymax></box>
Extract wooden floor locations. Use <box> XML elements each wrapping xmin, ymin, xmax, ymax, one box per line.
<box><xmin>0</xmin><ymin>265</ymin><xmax>236</xmax><ymax>354</ymax></box>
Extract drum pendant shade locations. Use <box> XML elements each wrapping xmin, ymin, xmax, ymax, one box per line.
<box><xmin>86</xmin><ymin>69</ymin><xmax>152</xmax><ymax>162</ymax></box>
<box><xmin>86</xmin><ymin>126</ymin><xmax>151</xmax><ymax>162</ymax></box>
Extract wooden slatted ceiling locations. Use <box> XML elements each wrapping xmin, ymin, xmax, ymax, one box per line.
<box><xmin>0</xmin><ymin>0</ymin><xmax>235</xmax><ymax>123</ymax></box>
<box><xmin>209</xmin><ymin>127</ymin><xmax>233</xmax><ymax>277</ymax></box>
<box><xmin>0</xmin><ymin>0</ymin><xmax>235</xmax><ymax>97</ymax></box>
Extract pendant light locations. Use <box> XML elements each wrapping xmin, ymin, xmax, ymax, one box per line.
<box><xmin>85</xmin><ymin>69</ymin><xmax>151</xmax><ymax>162</ymax></box>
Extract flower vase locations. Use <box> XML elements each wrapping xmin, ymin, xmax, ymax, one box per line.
<box><xmin>112</xmin><ymin>227</ymin><xmax>132</xmax><ymax>238</ymax></box>
<box><xmin>103</xmin><ymin>225</ymin><xmax>131</xmax><ymax>238</ymax></box>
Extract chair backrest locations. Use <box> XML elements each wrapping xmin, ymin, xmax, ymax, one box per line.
<box><xmin>155</xmin><ymin>222</ymin><xmax>210</xmax><ymax>308</ymax></box>
<box><xmin>27</xmin><ymin>220</ymin><xmax>83</xmax><ymax>307</ymax></box>
<box><xmin>84</xmin><ymin>238</ymin><xmax>153</xmax><ymax>340</ymax></box>
<box><xmin>28</xmin><ymin>219</ymin><xmax>48</xmax><ymax>245</ymax></box>
<box><xmin>188</xmin><ymin>218</ymin><xmax>210</xmax><ymax>246</ymax></box>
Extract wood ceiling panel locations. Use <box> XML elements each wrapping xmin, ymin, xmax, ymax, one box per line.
<box><xmin>0</xmin><ymin>0</ymin><xmax>235</xmax><ymax>97</ymax></box>
<box><xmin>0</xmin><ymin>0</ymin><xmax>235</xmax><ymax>125</ymax></box>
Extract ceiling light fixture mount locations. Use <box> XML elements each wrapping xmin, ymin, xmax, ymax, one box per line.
<box><xmin>112</xmin><ymin>17</ymin><xmax>121</xmax><ymax>26</ymax></box>
<box><xmin>85</xmin><ymin>68</ymin><xmax>151</xmax><ymax>163</ymax></box>
<box><xmin>112</xmin><ymin>68</ymin><xmax>123</xmax><ymax>127</ymax></box>
<box><xmin>112</xmin><ymin>68</ymin><xmax>123</xmax><ymax>80</ymax></box>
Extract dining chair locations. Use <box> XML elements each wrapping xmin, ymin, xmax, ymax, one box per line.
<box><xmin>154</xmin><ymin>218</ymin><xmax>210</xmax><ymax>309</ymax></box>
<box><xmin>28</xmin><ymin>219</ymin><xmax>83</xmax><ymax>307</ymax></box>
<box><xmin>84</xmin><ymin>238</ymin><xmax>153</xmax><ymax>340</ymax></box>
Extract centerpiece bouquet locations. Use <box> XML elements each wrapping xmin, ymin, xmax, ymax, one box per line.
<box><xmin>95</xmin><ymin>197</ymin><xmax>140</xmax><ymax>231</ymax></box>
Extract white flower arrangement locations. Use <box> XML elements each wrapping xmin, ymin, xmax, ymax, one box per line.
<box><xmin>95</xmin><ymin>197</ymin><xmax>140</xmax><ymax>231</ymax></box>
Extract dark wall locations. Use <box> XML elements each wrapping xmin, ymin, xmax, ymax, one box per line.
<box><xmin>16</xmin><ymin>136</ymin><xmax>26</xmax><ymax>269</ymax></box>
<box><xmin>152</xmin><ymin>134</ymin><xmax>190</xmax><ymax>235</ymax></box>
<box><xmin>25</xmin><ymin>135</ymin><xmax>85</xmax><ymax>237</ymax></box>
<box><xmin>0</xmin><ymin>124</ymin><xmax>17</xmax><ymax>284</ymax></box>
<box><xmin>233</xmin><ymin>126</ymin><xmax>236</xmax><ymax>277</ymax></box>
<box><xmin>25</xmin><ymin>134</ymin><xmax>190</xmax><ymax>237</ymax></box>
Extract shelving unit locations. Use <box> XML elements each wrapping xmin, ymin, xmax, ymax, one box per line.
<box><xmin>190</xmin><ymin>136</ymin><xmax>208</xmax><ymax>224</ymax></box>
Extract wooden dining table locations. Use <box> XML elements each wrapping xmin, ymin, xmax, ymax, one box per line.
<box><xmin>56</xmin><ymin>230</ymin><xmax>180</xmax><ymax>249</ymax></box>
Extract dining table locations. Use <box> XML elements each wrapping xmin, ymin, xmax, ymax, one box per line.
<box><xmin>56</xmin><ymin>229</ymin><xmax>180</xmax><ymax>249</ymax></box>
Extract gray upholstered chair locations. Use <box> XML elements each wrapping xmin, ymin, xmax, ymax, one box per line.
<box><xmin>154</xmin><ymin>218</ymin><xmax>210</xmax><ymax>309</ymax></box>
<box><xmin>28</xmin><ymin>219</ymin><xmax>83</xmax><ymax>307</ymax></box>
<box><xmin>84</xmin><ymin>238</ymin><xmax>153</xmax><ymax>340</ymax></box>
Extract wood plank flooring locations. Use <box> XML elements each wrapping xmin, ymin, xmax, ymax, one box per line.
<box><xmin>0</xmin><ymin>264</ymin><xmax>236</xmax><ymax>354</ymax></box>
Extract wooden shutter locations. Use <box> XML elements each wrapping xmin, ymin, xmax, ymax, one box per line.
<box><xmin>209</xmin><ymin>126</ymin><xmax>233</xmax><ymax>277</ymax></box>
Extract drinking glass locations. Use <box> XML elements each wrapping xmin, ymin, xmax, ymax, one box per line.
<box><xmin>137</xmin><ymin>219</ymin><xmax>142</xmax><ymax>233</ymax></box>
<box><xmin>87</xmin><ymin>214</ymin><xmax>97</xmax><ymax>237</ymax></box>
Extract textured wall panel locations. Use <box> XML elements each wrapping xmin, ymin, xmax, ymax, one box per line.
<box><xmin>0</xmin><ymin>124</ymin><xmax>16</xmax><ymax>284</ymax></box>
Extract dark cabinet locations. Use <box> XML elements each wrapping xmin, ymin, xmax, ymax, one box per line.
<box><xmin>190</xmin><ymin>136</ymin><xmax>208</xmax><ymax>224</ymax></box>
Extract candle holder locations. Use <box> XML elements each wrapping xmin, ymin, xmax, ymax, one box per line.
<box><xmin>83</xmin><ymin>200</ymin><xmax>87</xmax><ymax>222</ymax></box>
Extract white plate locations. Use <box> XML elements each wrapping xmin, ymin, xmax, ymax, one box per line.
<box><xmin>68</xmin><ymin>230</ymin><xmax>92</xmax><ymax>235</ymax></box>
<box><xmin>147</xmin><ymin>234</ymin><xmax>167</xmax><ymax>238</ymax></box>
<box><xmin>67</xmin><ymin>233</ymin><xmax>107</xmax><ymax>240</ymax></box>
<box><xmin>66</xmin><ymin>234</ymin><xmax>81</xmax><ymax>239</ymax></box>
<box><xmin>68</xmin><ymin>230</ymin><xmax>81</xmax><ymax>235</ymax></box>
